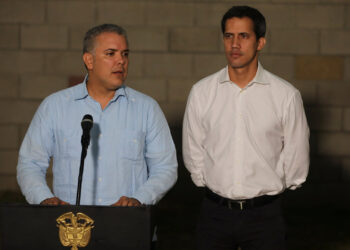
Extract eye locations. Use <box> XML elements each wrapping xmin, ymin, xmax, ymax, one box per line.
<box><xmin>122</xmin><ymin>51</ymin><xmax>129</xmax><ymax>58</ymax></box>
<box><xmin>240</xmin><ymin>33</ymin><xmax>249</xmax><ymax>39</ymax></box>
<box><xmin>224</xmin><ymin>33</ymin><xmax>233</xmax><ymax>39</ymax></box>
<box><xmin>106</xmin><ymin>51</ymin><xmax>114</xmax><ymax>56</ymax></box>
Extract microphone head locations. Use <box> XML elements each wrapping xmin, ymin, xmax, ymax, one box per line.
<box><xmin>81</xmin><ymin>114</ymin><xmax>93</xmax><ymax>131</ymax></box>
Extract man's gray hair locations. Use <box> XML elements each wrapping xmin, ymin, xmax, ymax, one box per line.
<box><xmin>83</xmin><ymin>24</ymin><xmax>128</xmax><ymax>54</ymax></box>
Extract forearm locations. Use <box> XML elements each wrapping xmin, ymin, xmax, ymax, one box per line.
<box><xmin>17</xmin><ymin>157</ymin><xmax>53</xmax><ymax>204</ymax></box>
<box><xmin>133</xmin><ymin>153</ymin><xmax>177</xmax><ymax>205</ymax></box>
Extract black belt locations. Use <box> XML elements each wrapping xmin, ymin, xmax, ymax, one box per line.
<box><xmin>205</xmin><ymin>188</ymin><xmax>280</xmax><ymax>210</ymax></box>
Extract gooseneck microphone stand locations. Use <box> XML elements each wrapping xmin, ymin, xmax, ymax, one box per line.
<box><xmin>76</xmin><ymin>114</ymin><xmax>93</xmax><ymax>206</ymax></box>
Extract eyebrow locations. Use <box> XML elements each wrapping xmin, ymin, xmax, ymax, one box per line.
<box><xmin>104</xmin><ymin>48</ymin><xmax>129</xmax><ymax>53</ymax></box>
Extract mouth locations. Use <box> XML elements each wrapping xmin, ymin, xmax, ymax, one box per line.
<box><xmin>112</xmin><ymin>70</ymin><xmax>124</xmax><ymax>75</ymax></box>
<box><xmin>230</xmin><ymin>52</ymin><xmax>242</xmax><ymax>58</ymax></box>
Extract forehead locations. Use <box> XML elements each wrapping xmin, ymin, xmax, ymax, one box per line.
<box><xmin>225</xmin><ymin>17</ymin><xmax>255</xmax><ymax>33</ymax></box>
<box><xmin>94</xmin><ymin>32</ymin><xmax>128</xmax><ymax>50</ymax></box>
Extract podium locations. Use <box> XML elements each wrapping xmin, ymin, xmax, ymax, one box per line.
<box><xmin>0</xmin><ymin>204</ymin><xmax>154</xmax><ymax>250</ymax></box>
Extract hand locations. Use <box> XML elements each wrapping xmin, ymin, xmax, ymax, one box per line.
<box><xmin>40</xmin><ymin>197</ymin><xmax>69</xmax><ymax>206</ymax></box>
<box><xmin>111</xmin><ymin>196</ymin><xmax>141</xmax><ymax>207</ymax></box>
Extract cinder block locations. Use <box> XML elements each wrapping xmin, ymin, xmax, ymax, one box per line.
<box><xmin>345</xmin><ymin>57</ymin><xmax>350</xmax><ymax>80</ymax></box>
<box><xmin>145</xmin><ymin>54</ymin><xmax>192</xmax><ymax>77</ymax></box>
<box><xmin>0</xmin><ymin>51</ymin><xmax>44</xmax><ymax>74</ymax></box>
<box><xmin>0</xmin><ymin>24</ymin><xmax>19</xmax><ymax>48</ymax></box>
<box><xmin>21</xmin><ymin>25</ymin><xmax>68</xmax><ymax>49</ymax></box>
<box><xmin>296</xmin><ymin>56</ymin><xmax>343</xmax><ymax>80</ymax></box>
<box><xmin>260</xmin><ymin>55</ymin><xmax>294</xmax><ymax>82</ymax></box>
<box><xmin>48</xmin><ymin>1</ymin><xmax>95</xmax><ymax>24</ymax></box>
<box><xmin>0</xmin><ymin>100</ymin><xmax>40</xmax><ymax>124</ymax></box>
<box><xmin>347</xmin><ymin>5</ymin><xmax>350</xmax><ymax>29</ymax></box>
<box><xmin>195</xmin><ymin>3</ymin><xmax>233</xmax><ymax>27</ymax></box>
<box><xmin>0</xmin><ymin>1</ymin><xmax>45</xmax><ymax>23</ymax></box>
<box><xmin>194</xmin><ymin>54</ymin><xmax>226</xmax><ymax>78</ymax></box>
<box><xmin>19</xmin><ymin>124</ymin><xmax>30</xmax><ymax>144</ymax></box>
<box><xmin>159</xmin><ymin>102</ymin><xmax>186</xmax><ymax>127</ymax></box>
<box><xmin>293</xmin><ymin>80</ymin><xmax>317</xmax><ymax>105</ymax></box>
<box><xmin>344</xmin><ymin>108</ymin><xmax>350</xmax><ymax>131</ymax></box>
<box><xmin>0</xmin><ymin>151</ymin><xmax>18</xmax><ymax>175</ymax></box>
<box><xmin>20</xmin><ymin>75</ymin><xmax>68</xmax><ymax>99</ymax></box>
<box><xmin>127</xmin><ymin>52</ymin><xmax>144</xmax><ymax>78</ymax></box>
<box><xmin>271</xmin><ymin>0</ymin><xmax>318</xmax><ymax>2</ymax></box>
<box><xmin>146</xmin><ymin>3</ymin><xmax>194</xmax><ymax>26</ymax></box>
<box><xmin>97</xmin><ymin>2</ymin><xmax>145</xmax><ymax>25</ymax></box>
<box><xmin>168</xmin><ymin>79</ymin><xmax>196</xmax><ymax>103</ymax></box>
<box><xmin>0</xmin><ymin>176</ymin><xmax>20</xmax><ymax>191</ymax></box>
<box><xmin>0</xmin><ymin>75</ymin><xmax>18</xmax><ymax>98</ymax></box>
<box><xmin>306</xmin><ymin>107</ymin><xmax>342</xmax><ymax>131</ymax></box>
<box><xmin>0</xmin><ymin>126</ymin><xmax>18</xmax><ymax>149</ymax></box>
<box><xmin>170</xmin><ymin>28</ymin><xmax>220</xmax><ymax>52</ymax></box>
<box><xmin>311</xmin><ymin>156</ymin><xmax>342</xmax><ymax>182</ymax></box>
<box><xmin>321</xmin><ymin>31</ymin><xmax>350</xmax><ymax>55</ymax></box>
<box><xmin>127</xmin><ymin>78</ymin><xmax>167</xmax><ymax>103</ymax></box>
<box><xmin>318</xmin><ymin>133</ymin><xmax>350</xmax><ymax>156</ymax></box>
<box><xmin>257</xmin><ymin>4</ymin><xmax>296</xmax><ymax>29</ymax></box>
<box><xmin>270</xmin><ymin>29</ymin><xmax>318</xmax><ymax>54</ymax></box>
<box><xmin>318</xmin><ymin>83</ymin><xmax>350</xmax><ymax>106</ymax></box>
<box><xmin>128</xmin><ymin>27</ymin><xmax>168</xmax><ymax>52</ymax></box>
<box><xmin>296</xmin><ymin>5</ymin><xmax>343</xmax><ymax>28</ymax></box>
<box><xmin>69</xmin><ymin>25</ymin><xmax>92</xmax><ymax>50</ymax></box>
<box><xmin>46</xmin><ymin>52</ymin><xmax>85</xmax><ymax>75</ymax></box>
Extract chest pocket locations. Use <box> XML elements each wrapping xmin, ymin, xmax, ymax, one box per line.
<box><xmin>119</xmin><ymin>130</ymin><xmax>146</xmax><ymax>161</ymax></box>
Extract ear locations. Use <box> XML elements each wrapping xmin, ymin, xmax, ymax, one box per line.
<box><xmin>257</xmin><ymin>37</ymin><xmax>266</xmax><ymax>51</ymax></box>
<box><xmin>83</xmin><ymin>53</ymin><xmax>94</xmax><ymax>71</ymax></box>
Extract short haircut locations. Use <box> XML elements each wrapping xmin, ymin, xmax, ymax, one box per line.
<box><xmin>83</xmin><ymin>24</ymin><xmax>128</xmax><ymax>54</ymax></box>
<box><xmin>221</xmin><ymin>6</ymin><xmax>266</xmax><ymax>40</ymax></box>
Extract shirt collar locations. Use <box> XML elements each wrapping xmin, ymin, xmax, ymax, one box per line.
<box><xmin>219</xmin><ymin>62</ymin><xmax>270</xmax><ymax>86</ymax></box>
<box><xmin>73</xmin><ymin>74</ymin><xmax>128</xmax><ymax>101</ymax></box>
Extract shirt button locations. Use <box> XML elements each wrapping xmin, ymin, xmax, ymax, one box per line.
<box><xmin>98</xmin><ymin>156</ymin><xmax>102</xmax><ymax>160</ymax></box>
<box><xmin>99</xmin><ymin>133</ymin><xmax>102</xmax><ymax>137</ymax></box>
<box><xmin>98</xmin><ymin>177</ymin><xmax>102</xmax><ymax>182</ymax></box>
<box><xmin>98</xmin><ymin>198</ymin><xmax>102</xmax><ymax>203</ymax></box>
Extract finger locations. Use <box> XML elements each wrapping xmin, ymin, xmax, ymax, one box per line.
<box><xmin>121</xmin><ymin>199</ymin><xmax>129</xmax><ymax>207</ymax></box>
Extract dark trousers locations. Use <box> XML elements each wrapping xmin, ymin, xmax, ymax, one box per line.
<box><xmin>197</xmin><ymin>197</ymin><xmax>286</xmax><ymax>250</ymax></box>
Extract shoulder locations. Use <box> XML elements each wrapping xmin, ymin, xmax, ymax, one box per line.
<box><xmin>192</xmin><ymin>67</ymin><xmax>226</xmax><ymax>92</ymax></box>
<box><xmin>124</xmin><ymin>86</ymin><xmax>160</xmax><ymax>111</ymax></box>
<box><xmin>43</xmin><ymin>83</ymin><xmax>82</xmax><ymax>104</ymax></box>
<box><xmin>263</xmin><ymin>69</ymin><xmax>299</xmax><ymax>96</ymax></box>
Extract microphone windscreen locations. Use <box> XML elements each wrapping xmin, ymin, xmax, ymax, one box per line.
<box><xmin>81</xmin><ymin>114</ymin><xmax>93</xmax><ymax>131</ymax></box>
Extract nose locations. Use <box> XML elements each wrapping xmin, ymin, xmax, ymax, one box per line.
<box><xmin>115</xmin><ymin>52</ymin><xmax>126</xmax><ymax>65</ymax></box>
<box><xmin>231</xmin><ymin>36</ymin><xmax>240</xmax><ymax>48</ymax></box>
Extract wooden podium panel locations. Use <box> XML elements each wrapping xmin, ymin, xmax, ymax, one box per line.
<box><xmin>0</xmin><ymin>204</ymin><xmax>153</xmax><ymax>250</ymax></box>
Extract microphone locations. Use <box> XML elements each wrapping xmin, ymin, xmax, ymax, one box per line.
<box><xmin>81</xmin><ymin>114</ymin><xmax>93</xmax><ymax>149</ymax></box>
<box><xmin>76</xmin><ymin>114</ymin><xmax>93</xmax><ymax>206</ymax></box>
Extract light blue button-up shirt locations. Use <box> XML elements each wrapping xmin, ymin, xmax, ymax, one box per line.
<box><xmin>17</xmin><ymin>79</ymin><xmax>178</xmax><ymax>205</ymax></box>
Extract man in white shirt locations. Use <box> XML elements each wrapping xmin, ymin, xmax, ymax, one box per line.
<box><xmin>182</xmin><ymin>5</ymin><xmax>309</xmax><ymax>250</ymax></box>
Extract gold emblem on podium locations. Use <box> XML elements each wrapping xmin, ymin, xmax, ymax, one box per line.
<box><xmin>56</xmin><ymin>212</ymin><xmax>94</xmax><ymax>250</ymax></box>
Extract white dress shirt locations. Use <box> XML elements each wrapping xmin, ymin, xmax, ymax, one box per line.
<box><xmin>183</xmin><ymin>63</ymin><xmax>309</xmax><ymax>200</ymax></box>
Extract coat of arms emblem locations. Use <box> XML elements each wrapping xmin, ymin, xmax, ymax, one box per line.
<box><xmin>56</xmin><ymin>212</ymin><xmax>94</xmax><ymax>250</ymax></box>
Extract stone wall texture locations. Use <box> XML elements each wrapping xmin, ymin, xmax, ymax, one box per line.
<box><xmin>0</xmin><ymin>0</ymin><xmax>349</xmax><ymax>199</ymax></box>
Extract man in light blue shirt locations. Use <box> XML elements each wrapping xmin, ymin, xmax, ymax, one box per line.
<box><xmin>17</xmin><ymin>24</ymin><xmax>178</xmax><ymax>206</ymax></box>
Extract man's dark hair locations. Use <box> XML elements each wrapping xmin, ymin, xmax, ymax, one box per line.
<box><xmin>83</xmin><ymin>24</ymin><xmax>128</xmax><ymax>54</ymax></box>
<box><xmin>221</xmin><ymin>6</ymin><xmax>266</xmax><ymax>40</ymax></box>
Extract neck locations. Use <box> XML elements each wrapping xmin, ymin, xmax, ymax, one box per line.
<box><xmin>86</xmin><ymin>79</ymin><xmax>116</xmax><ymax>110</ymax></box>
<box><xmin>228</xmin><ymin>60</ymin><xmax>258</xmax><ymax>89</ymax></box>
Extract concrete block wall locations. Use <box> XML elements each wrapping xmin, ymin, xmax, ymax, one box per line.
<box><xmin>0</xmin><ymin>0</ymin><xmax>349</xmax><ymax>194</ymax></box>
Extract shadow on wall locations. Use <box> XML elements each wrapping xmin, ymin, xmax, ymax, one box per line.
<box><xmin>155</xmin><ymin>125</ymin><xmax>350</xmax><ymax>250</ymax></box>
